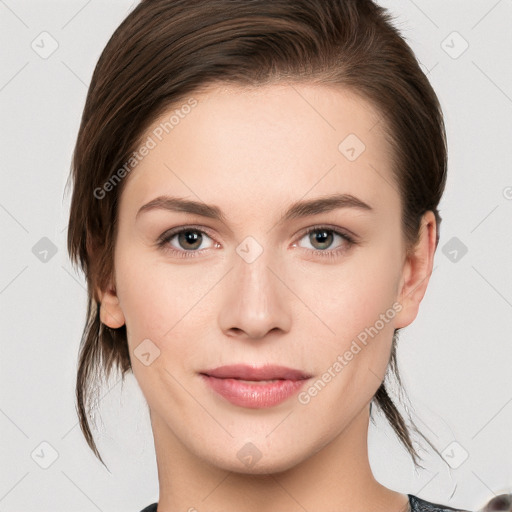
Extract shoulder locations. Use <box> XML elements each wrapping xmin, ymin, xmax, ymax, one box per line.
<box><xmin>409</xmin><ymin>494</ymin><xmax>474</xmax><ymax>512</ymax></box>
<box><xmin>139</xmin><ymin>503</ymin><xmax>158</xmax><ymax>512</ymax></box>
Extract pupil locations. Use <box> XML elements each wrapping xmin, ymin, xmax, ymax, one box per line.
<box><xmin>311</xmin><ymin>230</ymin><xmax>332</xmax><ymax>249</ymax></box>
<box><xmin>180</xmin><ymin>230</ymin><xmax>201</xmax><ymax>249</ymax></box>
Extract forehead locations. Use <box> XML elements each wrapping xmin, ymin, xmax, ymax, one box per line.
<box><xmin>121</xmin><ymin>82</ymin><xmax>398</xmax><ymax>218</ymax></box>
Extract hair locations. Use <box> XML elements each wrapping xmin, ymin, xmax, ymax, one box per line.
<box><xmin>66</xmin><ymin>0</ymin><xmax>447</xmax><ymax>468</ymax></box>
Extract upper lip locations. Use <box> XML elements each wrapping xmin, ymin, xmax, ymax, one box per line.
<box><xmin>201</xmin><ymin>364</ymin><xmax>311</xmax><ymax>381</ymax></box>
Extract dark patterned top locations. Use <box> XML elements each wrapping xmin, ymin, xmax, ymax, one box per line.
<box><xmin>409</xmin><ymin>494</ymin><xmax>473</xmax><ymax>511</ymax></box>
<box><xmin>139</xmin><ymin>493</ymin><xmax>474</xmax><ymax>511</ymax></box>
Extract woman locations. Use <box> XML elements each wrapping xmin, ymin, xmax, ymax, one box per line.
<box><xmin>66</xmin><ymin>1</ymin><xmax>474</xmax><ymax>510</ymax></box>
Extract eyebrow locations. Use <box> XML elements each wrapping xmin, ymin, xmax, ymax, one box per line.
<box><xmin>135</xmin><ymin>193</ymin><xmax>374</xmax><ymax>224</ymax></box>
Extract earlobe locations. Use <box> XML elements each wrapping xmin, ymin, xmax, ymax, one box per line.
<box><xmin>87</xmin><ymin>235</ymin><xmax>125</xmax><ymax>328</ymax></box>
<box><xmin>394</xmin><ymin>211</ymin><xmax>437</xmax><ymax>329</ymax></box>
<box><xmin>96</xmin><ymin>280</ymin><xmax>126</xmax><ymax>329</ymax></box>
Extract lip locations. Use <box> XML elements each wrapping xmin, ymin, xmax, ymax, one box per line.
<box><xmin>199</xmin><ymin>365</ymin><xmax>312</xmax><ymax>409</ymax></box>
<box><xmin>201</xmin><ymin>364</ymin><xmax>311</xmax><ymax>380</ymax></box>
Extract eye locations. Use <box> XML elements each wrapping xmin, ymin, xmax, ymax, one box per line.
<box><xmin>294</xmin><ymin>225</ymin><xmax>356</xmax><ymax>259</ymax></box>
<box><xmin>157</xmin><ymin>226</ymin><xmax>217</xmax><ymax>258</ymax></box>
<box><xmin>156</xmin><ymin>224</ymin><xmax>357</xmax><ymax>260</ymax></box>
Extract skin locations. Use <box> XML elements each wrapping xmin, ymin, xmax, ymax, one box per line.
<box><xmin>97</xmin><ymin>83</ymin><xmax>436</xmax><ymax>512</ymax></box>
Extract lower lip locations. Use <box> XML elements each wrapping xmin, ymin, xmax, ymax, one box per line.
<box><xmin>200</xmin><ymin>375</ymin><xmax>309</xmax><ymax>408</ymax></box>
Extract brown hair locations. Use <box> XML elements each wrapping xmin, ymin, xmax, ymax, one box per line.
<box><xmin>66</xmin><ymin>0</ymin><xmax>447</xmax><ymax>468</ymax></box>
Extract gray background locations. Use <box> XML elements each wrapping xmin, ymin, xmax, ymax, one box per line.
<box><xmin>1</xmin><ymin>1</ymin><xmax>511</xmax><ymax>511</ymax></box>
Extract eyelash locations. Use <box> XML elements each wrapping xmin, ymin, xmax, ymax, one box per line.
<box><xmin>156</xmin><ymin>224</ymin><xmax>357</xmax><ymax>260</ymax></box>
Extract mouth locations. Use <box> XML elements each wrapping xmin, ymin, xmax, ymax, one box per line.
<box><xmin>200</xmin><ymin>364</ymin><xmax>311</xmax><ymax>381</ymax></box>
<box><xmin>199</xmin><ymin>364</ymin><xmax>312</xmax><ymax>409</ymax></box>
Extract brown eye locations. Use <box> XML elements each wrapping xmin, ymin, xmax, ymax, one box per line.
<box><xmin>158</xmin><ymin>227</ymin><xmax>216</xmax><ymax>256</ymax></box>
<box><xmin>176</xmin><ymin>230</ymin><xmax>204</xmax><ymax>250</ymax></box>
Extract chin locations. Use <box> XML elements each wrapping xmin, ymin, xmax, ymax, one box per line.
<box><xmin>199</xmin><ymin>441</ymin><xmax>308</xmax><ymax>475</ymax></box>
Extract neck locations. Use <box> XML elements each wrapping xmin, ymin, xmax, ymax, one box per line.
<box><xmin>151</xmin><ymin>405</ymin><xmax>409</xmax><ymax>512</ymax></box>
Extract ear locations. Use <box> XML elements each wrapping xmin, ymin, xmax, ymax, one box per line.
<box><xmin>394</xmin><ymin>210</ymin><xmax>437</xmax><ymax>329</ymax></box>
<box><xmin>96</xmin><ymin>277</ymin><xmax>125</xmax><ymax>329</ymax></box>
<box><xmin>87</xmin><ymin>232</ymin><xmax>126</xmax><ymax>329</ymax></box>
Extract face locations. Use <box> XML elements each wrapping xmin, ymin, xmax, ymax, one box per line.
<box><xmin>98</xmin><ymin>82</ymin><xmax>434</xmax><ymax>474</ymax></box>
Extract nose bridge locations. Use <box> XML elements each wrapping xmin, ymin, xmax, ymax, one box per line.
<box><xmin>235</xmin><ymin>236</ymin><xmax>279</xmax><ymax>316</ymax></box>
<box><xmin>218</xmin><ymin>234</ymin><xmax>291</xmax><ymax>338</ymax></box>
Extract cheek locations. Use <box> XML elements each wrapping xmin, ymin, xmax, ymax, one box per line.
<box><xmin>294</xmin><ymin>245</ymin><xmax>402</xmax><ymax>390</ymax></box>
<box><xmin>114</xmin><ymin>243</ymin><xmax>172</xmax><ymax>344</ymax></box>
<box><xmin>114</xmin><ymin>249</ymin><xmax>205</xmax><ymax>399</ymax></box>
<box><xmin>299</xmin><ymin>245</ymin><xmax>401</xmax><ymax>335</ymax></box>
<box><xmin>114</xmin><ymin>244</ymin><xmax>221</xmax><ymax>349</ymax></box>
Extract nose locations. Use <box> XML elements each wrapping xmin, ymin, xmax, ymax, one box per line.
<box><xmin>217</xmin><ymin>243</ymin><xmax>292</xmax><ymax>340</ymax></box>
